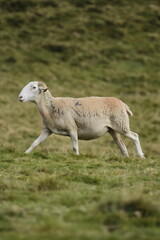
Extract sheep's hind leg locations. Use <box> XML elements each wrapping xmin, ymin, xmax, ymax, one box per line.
<box><xmin>108</xmin><ymin>128</ymin><xmax>129</xmax><ymax>157</ymax></box>
<box><xmin>70</xmin><ymin>131</ymin><xmax>79</xmax><ymax>155</ymax></box>
<box><xmin>25</xmin><ymin>129</ymin><xmax>52</xmax><ymax>154</ymax></box>
<box><xmin>122</xmin><ymin>131</ymin><xmax>145</xmax><ymax>158</ymax></box>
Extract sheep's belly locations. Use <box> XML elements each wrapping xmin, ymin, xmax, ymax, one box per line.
<box><xmin>78</xmin><ymin>126</ymin><xmax>108</xmax><ymax>140</ymax></box>
<box><xmin>52</xmin><ymin>128</ymin><xmax>70</xmax><ymax>137</ymax></box>
<box><xmin>52</xmin><ymin>127</ymin><xmax>108</xmax><ymax>140</ymax></box>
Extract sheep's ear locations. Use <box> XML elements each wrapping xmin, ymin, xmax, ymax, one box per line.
<box><xmin>38</xmin><ymin>82</ymin><xmax>48</xmax><ymax>93</ymax></box>
<box><xmin>43</xmin><ymin>87</ymin><xmax>48</xmax><ymax>92</ymax></box>
<box><xmin>38</xmin><ymin>85</ymin><xmax>48</xmax><ymax>92</ymax></box>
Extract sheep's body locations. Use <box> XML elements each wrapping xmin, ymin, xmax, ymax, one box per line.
<box><xmin>18</xmin><ymin>81</ymin><xmax>145</xmax><ymax>158</ymax></box>
<box><xmin>39</xmin><ymin>95</ymin><xmax>131</xmax><ymax>140</ymax></box>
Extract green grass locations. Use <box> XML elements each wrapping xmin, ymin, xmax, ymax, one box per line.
<box><xmin>0</xmin><ymin>146</ymin><xmax>160</xmax><ymax>240</ymax></box>
<box><xmin>0</xmin><ymin>0</ymin><xmax>160</xmax><ymax>239</ymax></box>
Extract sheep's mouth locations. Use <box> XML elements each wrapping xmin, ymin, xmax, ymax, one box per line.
<box><xmin>19</xmin><ymin>98</ymin><xmax>25</xmax><ymax>102</ymax></box>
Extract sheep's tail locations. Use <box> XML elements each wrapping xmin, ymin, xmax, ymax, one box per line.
<box><xmin>125</xmin><ymin>104</ymin><xmax>133</xmax><ymax>117</ymax></box>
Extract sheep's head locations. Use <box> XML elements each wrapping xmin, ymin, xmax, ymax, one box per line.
<box><xmin>18</xmin><ymin>81</ymin><xmax>48</xmax><ymax>103</ymax></box>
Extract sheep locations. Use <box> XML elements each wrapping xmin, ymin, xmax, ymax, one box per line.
<box><xmin>18</xmin><ymin>81</ymin><xmax>145</xmax><ymax>158</ymax></box>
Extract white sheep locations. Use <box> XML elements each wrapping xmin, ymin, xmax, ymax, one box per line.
<box><xmin>18</xmin><ymin>81</ymin><xmax>145</xmax><ymax>158</ymax></box>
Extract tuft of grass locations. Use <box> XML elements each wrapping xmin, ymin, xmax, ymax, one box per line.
<box><xmin>99</xmin><ymin>196</ymin><xmax>160</xmax><ymax>235</ymax></box>
<box><xmin>36</xmin><ymin>176</ymin><xmax>67</xmax><ymax>191</ymax></box>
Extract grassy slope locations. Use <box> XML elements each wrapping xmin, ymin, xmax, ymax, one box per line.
<box><xmin>0</xmin><ymin>148</ymin><xmax>159</xmax><ymax>240</ymax></box>
<box><xmin>0</xmin><ymin>0</ymin><xmax>160</xmax><ymax>239</ymax></box>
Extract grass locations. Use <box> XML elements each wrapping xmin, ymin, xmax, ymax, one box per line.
<box><xmin>0</xmin><ymin>147</ymin><xmax>160</xmax><ymax>240</ymax></box>
<box><xmin>0</xmin><ymin>0</ymin><xmax>160</xmax><ymax>239</ymax></box>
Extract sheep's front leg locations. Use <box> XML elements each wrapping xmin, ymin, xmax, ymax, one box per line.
<box><xmin>25</xmin><ymin>129</ymin><xmax>52</xmax><ymax>154</ymax></box>
<box><xmin>70</xmin><ymin>131</ymin><xmax>79</xmax><ymax>155</ymax></box>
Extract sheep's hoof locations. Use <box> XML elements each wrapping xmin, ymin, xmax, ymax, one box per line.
<box><xmin>25</xmin><ymin>150</ymin><xmax>30</xmax><ymax>154</ymax></box>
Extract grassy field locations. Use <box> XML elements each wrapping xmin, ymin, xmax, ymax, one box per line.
<box><xmin>0</xmin><ymin>0</ymin><xmax>160</xmax><ymax>239</ymax></box>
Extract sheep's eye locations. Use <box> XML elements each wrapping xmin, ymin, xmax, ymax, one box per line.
<box><xmin>32</xmin><ymin>86</ymin><xmax>36</xmax><ymax>89</ymax></box>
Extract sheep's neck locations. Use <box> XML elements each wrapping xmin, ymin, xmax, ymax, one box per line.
<box><xmin>36</xmin><ymin>91</ymin><xmax>53</xmax><ymax>118</ymax></box>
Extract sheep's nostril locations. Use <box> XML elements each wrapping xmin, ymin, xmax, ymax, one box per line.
<box><xmin>19</xmin><ymin>95</ymin><xmax>24</xmax><ymax>101</ymax></box>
